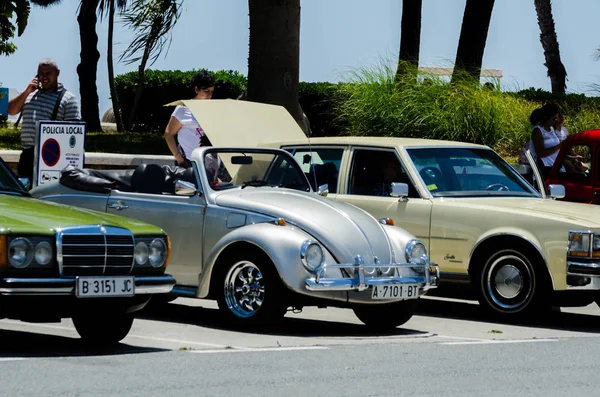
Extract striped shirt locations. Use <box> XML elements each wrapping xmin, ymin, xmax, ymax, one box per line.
<box><xmin>20</xmin><ymin>84</ymin><xmax>81</xmax><ymax>148</ymax></box>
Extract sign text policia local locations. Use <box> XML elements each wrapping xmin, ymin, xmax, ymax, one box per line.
<box><xmin>35</xmin><ymin>121</ymin><xmax>87</xmax><ymax>187</ymax></box>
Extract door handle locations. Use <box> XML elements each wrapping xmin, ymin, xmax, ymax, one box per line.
<box><xmin>108</xmin><ymin>200</ymin><xmax>128</xmax><ymax>211</ymax></box>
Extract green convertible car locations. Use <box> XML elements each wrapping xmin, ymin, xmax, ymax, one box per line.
<box><xmin>0</xmin><ymin>157</ymin><xmax>175</xmax><ymax>344</ymax></box>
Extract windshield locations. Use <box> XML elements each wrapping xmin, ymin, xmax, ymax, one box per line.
<box><xmin>203</xmin><ymin>149</ymin><xmax>312</xmax><ymax>192</ymax></box>
<box><xmin>406</xmin><ymin>147</ymin><xmax>540</xmax><ymax>198</ymax></box>
<box><xmin>0</xmin><ymin>157</ymin><xmax>28</xmax><ymax>196</ymax></box>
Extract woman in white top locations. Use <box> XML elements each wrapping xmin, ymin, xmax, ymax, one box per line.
<box><xmin>529</xmin><ymin>103</ymin><xmax>561</xmax><ymax>178</ymax></box>
<box><xmin>164</xmin><ymin>70</ymin><xmax>215</xmax><ymax>167</ymax></box>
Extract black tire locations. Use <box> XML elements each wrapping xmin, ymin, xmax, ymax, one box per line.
<box><xmin>352</xmin><ymin>299</ymin><xmax>418</xmax><ymax>330</ymax></box>
<box><xmin>215</xmin><ymin>251</ymin><xmax>288</xmax><ymax>326</ymax></box>
<box><xmin>72</xmin><ymin>312</ymin><xmax>134</xmax><ymax>344</ymax></box>
<box><xmin>476</xmin><ymin>248</ymin><xmax>549</xmax><ymax>317</ymax></box>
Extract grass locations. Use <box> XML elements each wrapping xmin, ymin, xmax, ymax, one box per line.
<box><xmin>0</xmin><ymin>127</ymin><xmax>170</xmax><ymax>155</ymax></box>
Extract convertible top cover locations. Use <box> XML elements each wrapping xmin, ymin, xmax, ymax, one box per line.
<box><xmin>59</xmin><ymin>164</ymin><xmax>195</xmax><ymax>194</ymax></box>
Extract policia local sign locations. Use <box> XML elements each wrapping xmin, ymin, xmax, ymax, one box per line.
<box><xmin>34</xmin><ymin>121</ymin><xmax>86</xmax><ymax>187</ymax></box>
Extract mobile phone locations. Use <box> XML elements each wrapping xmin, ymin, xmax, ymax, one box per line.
<box><xmin>35</xmin><ymin>74</ymin><xmax>42</xmax><ymax>90</ymax></box>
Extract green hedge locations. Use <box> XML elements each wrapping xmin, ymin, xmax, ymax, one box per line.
<box><xmin>114</xmin><ymin>69</ymin><xmax>341</xmax><ymax>136</ymax></box>
<box><xmin>115</xmin><ymin>69</ymin><xmax>247</xmax><ymax>132</ymax></box>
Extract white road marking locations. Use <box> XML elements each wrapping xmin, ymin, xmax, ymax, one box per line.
<box><xmin>440</xmin><ymin>338</ymin><xmax>558</xmax><ymax>345</ymax></box>
<box><xmin>190</xmin><ymin>346</ymin><xmax>330</xmax><ymax>354</ymax></box>
<box><xmin>126</xmin><ymin>335</ymin><xmax>249</xmax><ymax>349</ymax></box>
<box><xmin>0</xmin><ymin>358</ymin><xmax>27</xmax><ymax>362</ymax></box>
<box><xmin>436</xmin><ymin>335</ymin><xmax>488</xmax><ymax>342</ymax></box>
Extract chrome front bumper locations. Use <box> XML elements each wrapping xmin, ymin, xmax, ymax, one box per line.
<box><xmin>566</xmin><ymin>261</ymin><xmax>600</xmax><ymax>290</ymax></box>
<box><xmin>0</xmin><ymin>275</ymin><xmax>176</xmax><ymax>295</ymax></box>
<box><xmin>305</xmin><ymin>256</ymin><xmax>440</xmax><ymax>292</ymax></box>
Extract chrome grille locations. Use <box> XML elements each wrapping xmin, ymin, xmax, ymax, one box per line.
<box><xmin>57</xmin><ymin>225</ymin><xmax>135</xmax><ymax>276</ymax></box>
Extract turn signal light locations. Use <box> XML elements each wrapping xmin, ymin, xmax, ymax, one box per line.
<box><xmin>378</xmin><ymin>218</ymin><xmax>395</xmax><ymax>226</ymax></box>
<box><xmin>0</xmin><ymin>235</ymin><xmax>6</xmax><ymax>270</ymax></box>
<box><xmin>165</xmin><ymin>236</ymin><xmax>172</xmax><ymax>268</ymax></box>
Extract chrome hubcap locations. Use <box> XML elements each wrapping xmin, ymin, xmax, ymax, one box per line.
<box><xmin>486</xmin><ymin>254</ymin><xmax>532</xmax><ymax>311</ymax></box>
<box><xmin>224</xmin><ymin>261</ymin><xmax>265</xmax><ymax>318</ymax></box>
<box><xmin>494</xmin><ymin>264</ymin><xmax>523</xmax><ymax>299</ymax></box>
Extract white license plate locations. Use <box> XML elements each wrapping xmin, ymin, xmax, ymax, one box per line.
<box><xmin>371</xmin><ymin>284</ymin><xmax>419</xmax><ymax>300</ymax></box>
<box><xmin>76</xmin><ymin>277</ymin><xmax>135</xmax><ymax>298</ymax></box>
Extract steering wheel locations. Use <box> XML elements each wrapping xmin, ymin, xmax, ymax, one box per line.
<box><xmin>485</xmin><ymin>183</ymin><xmax>510</xmax><ymax>191</ymax></box>
<box><xmin>419</xmin><ymin>167</ymin><xmax>444</xmax><ymax>190</ymax></box>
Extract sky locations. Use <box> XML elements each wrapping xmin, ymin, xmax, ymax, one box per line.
<box><xmin>1</xmin><ymin>0</ymin><xmax>599</xmax><ymax>119</ymax></box>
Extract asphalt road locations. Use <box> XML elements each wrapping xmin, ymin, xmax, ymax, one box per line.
<box><xmin>1</xmin><ymin>296</ymin><xmax>600</xmax><ymax>397</ymax></box>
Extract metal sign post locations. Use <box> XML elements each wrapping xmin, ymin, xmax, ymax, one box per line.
<box><xmin>34</xmin><ymin>121</ymin><xmax>87</xmax><ymax>187</ymax></box>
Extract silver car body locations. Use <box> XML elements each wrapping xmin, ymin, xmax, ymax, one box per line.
<box><xmin>31</xmin><ymin>146</ymin><xmax>439</xmax><ymax>308</ymax></box>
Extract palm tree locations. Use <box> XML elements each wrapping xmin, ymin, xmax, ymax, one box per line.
<box><xmin>1</xmin><ymin>0</ymin><xmax>62</xmax><ymax>56</ymax></box>
<box><xmin>395</xmin><ymin>0</ymin><xmax>422</xmax><ymax>84</ymax></box>
<box><xmin>246</xmin><ymin>0</ymin><xmax>306</xmax><ymax>133</ymax></box>
<box><xmin>451</xmin><ymin>0</ymin><xmax>495</xmax><ymax>84</ymax></box>
<box><xmin>76</xmin><ymin>0</ymin><xmax>102</xmax><ymax>132</ymax></box>
<box><xmin>534</xmin><ymin>0</ymin><xmax>567</xmax><ymax>93</ymax></box>
<box><xmin>120</xmin><ymin>0</ymin><xmax>182</xmax><ymax>130</ymax></box>
<box><xmin>98</xmin><ymin>0</ymin><xmax>128</xmax><ymax>133</ymax></box>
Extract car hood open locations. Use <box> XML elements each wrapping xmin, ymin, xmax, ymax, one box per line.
<box><xmin>0</xmin><ymin>195</ymin><xmax>163</xmax><ymax>235</ymax></box>
<box><xmin>215</xmin><ymin>188</ymin><xmax>401</xmax><ymax>264</ymax></box>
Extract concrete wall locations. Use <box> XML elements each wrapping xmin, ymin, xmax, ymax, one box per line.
<box><xmin>0</xmin><ymin>149</ymin><xmax>174</xmax><ymax>173</ymax></box>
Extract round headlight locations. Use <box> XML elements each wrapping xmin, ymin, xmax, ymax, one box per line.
<box><xmin>149</xmin><ymin>238</ymin><xmax>167</xmax><ymax>268</ymax></box>
<box><xmin>301</xmin><ymin>241</ymin><xmax>324</xmax><ymax>272</ymax></box>
<box><xmin>34</xmin><ymin>241</ymin><xmax>53</xmax><ymax>265</ymax></box>
<box><xmin>134</xmin><ymin>241</ymin><xmax>149</xmax><ymax>265</ymax></box>
<box><xmin>9</xmin><ymin>238</ymin><xmax>34</xmax><ymax>268</ymax></box>
<box><xmin>405</xmin><ymin>240</ymin><xmax>428</xmax><ymax>265</ymax></box>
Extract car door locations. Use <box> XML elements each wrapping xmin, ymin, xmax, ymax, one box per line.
<box><xmin>106</xmin><ymin>173</ymin><xmax>207</xmax><ymax>286</ymax></box>
<box><xmin>551</xmin><ymin>143</ymin><xmax>594</xmax><ymax>203</ymax></box>
<box><xmin>335</xmin><ymin>147</ymin><xmax>433</xmax><ymax>251</ymax></box>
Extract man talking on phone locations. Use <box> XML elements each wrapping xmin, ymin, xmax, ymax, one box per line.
<box><xmin>7</xmin><ymin>58</ymin><xmax>81</xmax><ymax>186</ymax></box>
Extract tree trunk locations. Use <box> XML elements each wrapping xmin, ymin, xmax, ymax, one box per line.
<box><xmin>396</xmin><ymin>0</ymin><xmax>422</xmax><ymax>83</ymax></box>
<box><xmin>247</xmin><ymin>0</ymin><xmax>305</xmax><ymax>133</ymax></box>
<box><xmin>76</xmin><ymin>0</ymin><xmax>102</xmax><ymax>132</ymax></box>
<box><xmin>534</xmin><ymin>0</ymin><xmax>567</xmax><ymax>93</ymax></box>
<box><xmin>451</xmin><ymin>0</ymin><xmax>495</xmax><ymax>84</ymax></box>
<box><xmin>107</xmin><ymin>0</ymin><xmax>125</xmax><ymax>132</ymax></box>
<box><xmin>127</xmin><ymin>34</ymin><xmax>156</xmax><ymax>130</ymax></box>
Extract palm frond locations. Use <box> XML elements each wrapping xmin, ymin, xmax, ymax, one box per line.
<box><xmin>119</xmin><ymin>0</ymin><xmax>182</xmax><ymax>66</ymax></box>
<box><xmin>14</xmin><ymin>0</ymin><xmax>30</xmax><ymax>36</ymax></box>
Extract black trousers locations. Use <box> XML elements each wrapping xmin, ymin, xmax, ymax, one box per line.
<box><xmin>17</xmin><ymin>147</ymin><xmax>34</xmax><ymax>182</ymax></box>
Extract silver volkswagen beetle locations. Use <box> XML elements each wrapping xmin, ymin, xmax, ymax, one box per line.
<box><xmin>31</xmin><ymin>147</ymin><xmax>439</xmax><ymax>329</ymax></box>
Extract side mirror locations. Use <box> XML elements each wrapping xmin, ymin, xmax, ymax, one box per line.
<box><xmin>317</xmin><ymin>183</ymin><xmax>329</xmax><ymax>197</ymax></box>
<box><xmin>175</xmin><ymin>180</ymin><xmax>198</xmax><ymax>196</ymax></box>
<box><xmin>390</xmin><ymin>182</ymin><xmax>409</xmax><ymax>202</ymax></box>
<box><xmin>548</xmin><ymin>184</ymin><xmax>565</xmax><ymax>199</ymax></box>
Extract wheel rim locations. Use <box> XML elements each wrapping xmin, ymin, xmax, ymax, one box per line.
<box><xmin>223</xmin><ymin>260</ymin><xmax>265</xmax><ymax>318</ymax></box>
<box><xmin>485</xmin><ymin>254</ymin><xmax>533</xmax><ymax>312</ymax></box>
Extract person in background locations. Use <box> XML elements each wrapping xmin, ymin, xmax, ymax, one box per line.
<box><xmin>553</xmin><ymin>111</ymin><xmax>588</xmax><ymax>173</ymax></box>
<box><xmin>529</xmin><ymin>103</ymin><xmax>562</xmax><ymax>179</ymax></box>
<box><xmin>7</xmin><ymin>58</ymin><xmax>81</xmax><ymax>185</ymax></box>
<box><xmin>164</xmin><ymin>70</ymin><xmax>215</xmax><ymax>167</ymax></box>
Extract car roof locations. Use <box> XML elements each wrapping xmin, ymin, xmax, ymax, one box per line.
<box><xmin>270</xmin><ymin>136</ymin><xmax>491</xmax><ymax>149</ymax></box>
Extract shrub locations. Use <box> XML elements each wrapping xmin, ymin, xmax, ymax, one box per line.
<box><xmin>333</xmin><ymin>63</ymin><xmax>542</xmax><ymax>157</ymax></box>
<box><xmin>298</xmin><ymin>82</ymin><xmax>343</xmax><ymax>137</ymax></box>
<box><xmin>115</xmin><ymin>69</ymin><xmax>247</xmax><ymax>132</ymax></box>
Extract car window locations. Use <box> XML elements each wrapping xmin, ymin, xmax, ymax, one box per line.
<box><xmin>348</xmin><ymin>149</ymin><xmax>419</xmax><ymax>198</ymax></box>
<box><xmin>288</xmin><ymin>148</ymin><xmax>343</xmax><ymax>193</ymax></box>
<box><xmin>0</xmin><ymin>157</ymin><xmax>27</xmax><ymax>194</ymax></box>
<box><xmin>558</xmin><ymin>144</ymin><xmax>591</xmax><ymax>180</ymax></box>
<box><xmin>406</xmin><ymin>147</ymin><xmax>540</xmax><ymax>198</ymax></box>
<box><xmin>206</xmin><ymin>149</ymin><xmax>311</xmax><ymax>192</ymax></box>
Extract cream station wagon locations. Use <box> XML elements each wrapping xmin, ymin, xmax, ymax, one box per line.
<box><xmin>140</xmin><ymin>99</ymin><xmax>600</xmax><ymax>318</ymax></box>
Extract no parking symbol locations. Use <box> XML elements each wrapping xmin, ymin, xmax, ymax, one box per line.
<box><xmin>41</xmin><ymin>138</ymin><xmax>60</xmax><ymax>167</ymax></box>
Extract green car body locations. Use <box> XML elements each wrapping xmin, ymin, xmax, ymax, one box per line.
<box><xmin>0</xmin><ymin>157</ymin><xmax>175</xmax><ymax>344</ymax></box>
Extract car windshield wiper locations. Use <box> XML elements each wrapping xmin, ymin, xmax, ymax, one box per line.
<box><xmin>0</xmin><ymin>185</ymin><xmax>30</xmax><ymax>196</ymax></box>
<box><xmin>241</xmin><ymin>180</ymin><xmax>269</xmax><ymax>189</ymax></box>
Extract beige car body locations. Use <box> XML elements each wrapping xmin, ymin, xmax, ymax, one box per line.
<box><xmin>175</xmin><ymin>100</ymin><xmax>600</xmax><ymax>315</ymax></box>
